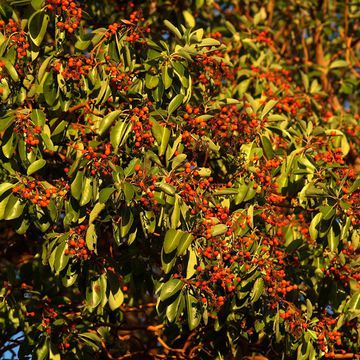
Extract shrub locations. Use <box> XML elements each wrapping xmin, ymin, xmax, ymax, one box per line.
<box><xmin>0</xmin><ymin>1</ymin><xmax>359</xmax><ymax>359</ymax></box>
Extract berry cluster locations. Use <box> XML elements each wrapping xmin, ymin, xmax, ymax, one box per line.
<box><xmin>105</xmin><ymin>10</ymin><xmax>150</xmax><ymax>43</ymax></box>
<box><xmin>54</xmin><ymin>56</ymin><xmax>93</xmax><ymax>81</ymax></box>
<box><xmin>323</xmin><ymin>256</ymin><xmax>359</xmax><ymax>285</ymax></box>
<box><xmin>274</xmin><ymin>96</ymin><xmax>303</xmax><ymax>116</ymax></box>
<box><xmin>182</xmin><ymin>104</ymin><xmax>267</xmax><ymax>151</ymax></box>
<box><xmin>252</xmin><ymin>66</ymin><xmax>293</xmax><ymax>94</ymax></box>
<box><xmin>125</xmin><ymin>10</ymin><xmax>150</xmax><ymax>43</ymax></box>
<box><xmin>47</xmin><ymin>0</ymin><xmax>82</xmax><ymax>33</ymax></box>
<box><xmin>14</xmin><ymin>113</ymin><xmax>43</xmax><ymax>151</ymax></box>
<box><xmin>12</xmin><ymin>181</ymin><xmax>59</xmax><ymax>208</ymax></box>
<box><xmin>314</xmin><ymin>148</ymin><xmax>345</xmax><ymax>165</ymax></box>
<box><xmin>193</xmin><ymin>52</ymin><xmax>233</xmax><ymax>93</ymax></box>
<box><xmin>136</xmin><ymin>168</ymin><xmax>159</xmax><ymax>209</ymax></box>
<box><xmin>317</xmin><ymin>318</ymin><xmax>344</xmax><ymax>356</ymax></box>
<box><xmin>130</xmin><ymin>104</ymin><xmax>155</xmax><ymax>151</ymax></box>
<box><xmin>162</xmin><ymin>166</ymin><xmax>215</xmax><ymax>209</ymax></box>
<box><xmin>74</xmin><ymin>143</ymin><xmax>117</xmax><ymax>177</ymax></box>
<box><xmin>0</xmin><ymin>19</ymin><xmax>29</xmax><ymax>75</ymax></box>
<box><xmin>106</xmin><ymin>64</ymin><xmax>133</xmax><ymax>92</ymax></box>
<box><xmin>64</xmin><ymin>224</ymin><xmax>90</xmax><ymax>259</ymax></box>
<box><xmin>255</xmin><ymin>30</ymin><xmax>274</xmax><ymax>46</ymax></box>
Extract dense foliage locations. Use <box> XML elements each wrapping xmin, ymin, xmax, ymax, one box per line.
<box><xmin>0</xmin><ymin>0</ymin><xmax>359</xmax><ymax>359</ymax></box>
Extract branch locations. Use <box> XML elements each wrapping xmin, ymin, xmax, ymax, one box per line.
<box><xmin>0</xmin><ymin>338</ymin><xmax>24</xmax><ymax>357</ymax></box>
<box><xmin>266</xmin><ymin>0</ymin><xmax>275</xmax><ymax>26</ymax></box>
<box><xmin>156</xmin><ymin>336</ymin><xmax>184</xmax><ymax>354</ymax></box>
<box><xmin>314</xmin><ymin>18</ymin><xmax>342</xmax><ymax>111</ymax></box>
<box><xmin>67</xmin><ymin>101</ymin><xmax>91</xmax><ymax>113</ymax></box>
<box><xmin>334</xmin><ymin>354</ymin><xmax>360</xmax><ymax>359</ymax></box>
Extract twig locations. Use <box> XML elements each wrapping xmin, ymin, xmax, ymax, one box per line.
<box><xmin>68</xmin><ymin>101</ymin><xmax>90</xmax><ymax>113</ymax></box>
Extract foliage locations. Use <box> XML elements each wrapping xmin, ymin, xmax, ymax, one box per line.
<box><xmin>0</xmin><ymin>0</ymin><xmax>359</xmax><ymax>359</ymax></box>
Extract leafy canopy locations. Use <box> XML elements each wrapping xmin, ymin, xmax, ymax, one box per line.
<box><xmin>0</xmin><ymin>0</ymin><xmax>359</xmax><ymax>359</ymax></box>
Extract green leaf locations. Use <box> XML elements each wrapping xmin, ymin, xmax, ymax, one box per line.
<box><xmin>250</xmin><ymin>278</ymin><xmax>264</xmax><ymax>303</ymax></box>
<box><xmin>164</xmin><ymin>20</ymin><xmax>182</xmax><ymax>39</ymax></box>
<box><xmin>329</xmin><ymin>60</ymin><xmax>348</xmax><ymax>69</ymax></box>
<box><xmin>177</xmin><ymin>232</ymin><xmax>194</xmax><ymax>255</ymax></box>
<box><xmin>4</xmin><ymin>195</ymin><xmax>25</xmax><ymax>220</ymax></box>
<box><xmin>245</xmin><ymin>94</ymin><xmax>261</xmax><ymax>113</ymax></box>
<box><xmin>86</xmin><ymin>277</ymin><xmax>102</xmax><ymax>309</ymax></box>
<box><xmin>159</xmin><ymin>127</ymin><xmax>171</xmax><ymax>157</ymax></box>
<box><xmin>260</xmin><ymin>135</ymin><xmax>274</xmax><ymax>159</ymax></box>
<box><xmin>27</xmin><ymin>158</ymin><xmax>46</xmax><ymax>175</ymax></box>
<box><xmin>49</xmin><ymin>342</ymin><xmax>61</xmax><ymax>360</ymax></box>
<box><xmin>161</xmin><ymin>248</ymin><xmax>177</xmax><ymax>274</ymax></box>
<box><xmin>141</xmin><ymin>210</ymin><xmax>156</xmax><ymax>234</ymax></box>
<box><xmin>186</xmin><ymin>293</ymin><xmax>201</xmax><ymax>330</ymax></box>
<box><xmin>123</xmin><ymin>182</ymin><xmax>135</xmax><ymax>203</ymax></box>
<box><xmin>320</xmin><ymin>205</ymin><xmax>335</xmax><ymax>221</ymax></box>
<box><xmin>78</xmin><ymin>332</ymin><xmax>102</xmax><ymax>349</ymax></box>
<box><xmin>98</xmin><ymin>110</ymin><xmax>122</xmax><ymax>135</ymax></box>
<box><xmin>170</xmin><ymin>195</ymin><xmax>181</xmax><ymax>229</ymax></box>
<box><xmin>99</xmin><ymin>187</ymin><xmax>115</xmax><ymax>203</ymax></box>
<box><xmin>349</xmin><ymin>176</ymin><xmax>360</xmax><ymax>193</ymax></box>
<box><xmin>28</xmin><ymin>10</ymin><xmax>49</xmax><ymax>47</ymax></box>
<box><xmin>197</xmin><ymin>167</ymin><xmax>212</xmax><ymax>177</ymax></box>
<box><xmin>186</xmin><ymin>247</ymin><xmax>197</xmax><ymax>278</ymax></box>
<box><xmin>161</xmin><ymin>64</ymin><xmax>172</xmax><ymax>90</ymax></box>
<box><xmin>71</xmin><ymin>171</ymin><xmax>84</xmax><ymax>201</ymax></box>
<box><xmin>86</xmin><ymin>224</ymin><xmax>97</xmax><ymax>251</ymax></box>
<box><xmin>211</xmin><ymin>224</ymin><xmax>228</xmax><ymax>237</ymax></box>
<box><xmin>195</xmin><ymin>0</ymin><xmax>205</xmax><ymax>8</ymax></box>
<box><xmin>261</xmin><ymin>99</ymin><xmax>278</xmax><ymax>119</ymax></box>
<box><xmin>2</xmin><ymin>129</ymin><xmax>16</xmax><ymax>158</ymax></box>
<box><xmin>0</xmin><ymin>116</ymin><xmax>14</xmax><ymax>132</ymax></box>
<box><xmin>158</xmin><ymin>182</ymin><xmax>176</xmax><ymax>196</ymax></box>
<box><xmin>243</xmin><ymin>186</ymin><xmax>258</xmax><ymax>203</ymax></box>
<box><xmin>108</xmin><ymin>272</ymin><xmax>124</xmax><ymax>311</ymax></box>
<box><xmin>120</xmin><ymin>207</ymin><xmax>134</xmax><ymax>237</ymax></box>
<box><xmin>30</xmin><ymin>109</ymin><xmax>46</xmax><ymax>126</ymax></box>
<box><xmin>309</xmin><ymin>213</ymin><xmax>323</xmax><ymax>240</ymax></box>
<box><xmin>166</xmin><ymin>294</ymin><xmax>183</xmax><ymax>322</ymax></box>
<box><xmin>31</xmin><ymin>0</ymin><xmax>45</xmax><ymax>9</ymax></box>
<box><xmin>62</xmin><ymin>266</ymin><xmax>78</xmax><ymax>288</ymax></box>
<box><xmin>171</xmin><ymin>153</ymin><xmax>187</xmax><ymax>170</ymax></box>
<box><xmin>327</xmin><ymin>225</ymin><xmax>339</xmax><ymax>252</ymax></box>
<box><xmin>164</xmin><ymin>229</ymin><xmax>183</xmax><ymax>254</ymax></box>
<box><xmin>168</xmin><ymin>94</ymin><xmax>184</xmax><ymax>116</ymax></box>
<box><xmin>89</xmin><ymin>203</ymin><xmax>106</xmax><ymax>225</ymax></box>
<box><xmin>0</xmin><ymin>182</ymin><xmax>14</xmax><ymax>197</ymax></box>
<box><xmin>54</xmin><ymin>241</ymin><xmax>69</xmax><ymax>275</ymax></box>
<box><xmin>80</xmin><ymin>177</ymin><xmax>93</xmax><ymax>206</ymax></box>
<box><xmin>198</xmin><ymin>38</ymin><xmax>220</xmax><ymax>47</ymax></box>
<box><xmin>0</xmin><ymin>194</ymin><xmax>11</xmax><ymax>220</ymax></box>
<box><xmin>341</xmin><ymin>134</ymin><xmax>350</xmax><ymax>156</ymax></box>
<box><xmin>351</xmin><ymin>230</ymin><xmax>360</xmax><ymax>250</ymax></box>
<box><xmin>237</xmin><ymin>79</ymin><xmax>251</xmax><ymax>96</ymax></box>
<box><xmin>151</xmin><ymin>119</ymin><xmax>170</xmax><ymax>156</ymax></box>
<box><xmin>0</xmin><ymin>57</ymin><xmax>19</xmax><ymax>81</ymax></box>
<box><xmin>124</xmin><ymin>158</ymin><xmax>140</xmax><ymax>177</ymax></box>
<box><xmin>35</xmin><ymin>339</ymin><xmax>49</xmax><ymax>360</ymax></box>
<box><xmin>346</xmin><ymin>293</ymin><xmax>360</xmax><ymax>311</ymax></box>
<box><xmin>183</xmin><ymin>10</ymin><xmax>195</xmax><ymax>28</ymax></box>
<box><xmin>109</xmin><ymin>288</ymin><xmax>124</xmax><ymax>311</ymax></box>
<box><xmin>160</xmin><ymin>279</ymin><xmax>183</xmax><ymax>301</ymax></box>
<box><xmin>110</xmin><ymin>120</ymin><xmax>131</xmax><ymax>150</ymax></box>
<box><xmin>145</xmin><ymin>73</ymin><xmax>159</xmax><ymax>89</ymax></box>
<box><xmin>306</xmin><ymin>299</ymin><xmax>313</xmax><ymax>319</ymax></box>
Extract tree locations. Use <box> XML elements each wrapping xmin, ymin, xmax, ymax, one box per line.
<box><xmin>0</xmin><ymin>0</ymin><xmax>359</xmax><ymax>359</ymax></box>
